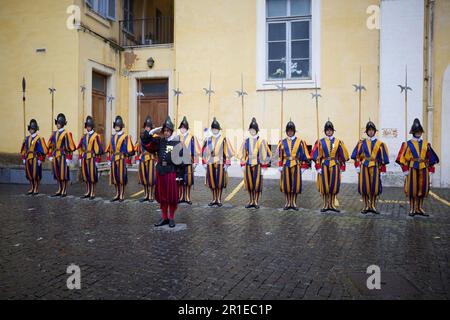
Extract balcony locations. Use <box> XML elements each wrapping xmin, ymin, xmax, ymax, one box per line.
<box><xmin>119</xmin><ymin>17</ymin><xmax>174</xmax><ymax>47</ymax></box>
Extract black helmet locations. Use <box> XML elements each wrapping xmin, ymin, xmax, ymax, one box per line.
<box><xmin>324</xmin><ymin>120</ymin><xmax>335</xmax><ymax>132</ymax></box>
<box><xmin>178</xmin><ymin>116</ymin><xmax>189</xmax><ymax>130</ymax></box>
<box><xmin>113</xmin><ymin>116</ymin><xmax>125</xmax><ymax>130</ymax></box>
<box><xmin>55</xmin><ymin>113</ymin><xmax>67</xmax><ymax>127</ymax></box>
<box><xmin>409</xmin><ymin>118</ymin><xmax>424</xmax><ymax>134</ymax></box>
<box><xmin>162</xmin><ymin>116</ymin><xmax>175</xmax><ymax>132</ymax></box>
<box><xmin>249</xmin><ymin>117</ymin><xmax>259</xmax><ymax>133</ymax></box>
<box><xmin>143</xmin><ymin>116</ymin><xmax>153</xmax><ymax>129</ymax></box>
<box><xmin>28</xmin><ymin>119</ymin><xmax>39</xmax><ymax>132</ymax></box>
<box><xmin>84</xmin><ymin>116</ymin><xmax>95</xmax><ymax>129</ymax></box>
<box><xmin>286</xmin><ymin>120</ymin><xmax>296</xmax><ymax>133</ymax></box>
<box><xmin>211</xmin><ymin>117</ymin><xmax>221</xmax><ymax>130</ymax></box>
<box><xmin>365</xmin><ymin>120</ymin><xmax>377</xmax><ymax>134</ymax></box>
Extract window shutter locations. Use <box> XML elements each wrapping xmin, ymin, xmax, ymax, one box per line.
<box><xmin>107</xmin><ymin>0</ymin><xmax>116</xmax><ymax>21</ymax></box>
<box><xmin>85</xmin><ymin>0</ymin><xmax>93</xmax><ymax>8</ymax></box>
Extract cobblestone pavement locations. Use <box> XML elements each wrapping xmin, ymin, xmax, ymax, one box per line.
<box><xmin>0</xmin><ymin>174</ymin><xmax>449</xmax><ymax>300</ymax></box>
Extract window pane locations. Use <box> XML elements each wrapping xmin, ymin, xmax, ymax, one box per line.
<box><xmin>292</xmin><ymin>21</ymin><xmax>309</xmax><ymax>40</ymax></box>
<box><xmin>267</xmin><ymin>0</ymin><xmax>287</xmax><ymax>17</ymax></box>
<box><xmin>141</xmin><ymin>82</ymin><xmax>168</xmax><ymax>95</ymax></box>
<box><xmin>268</xmin><ymin>61</ymin><xmax>287</xmax><ymax>79</ymax></box>
<box><xmin>92</xmin><ymin>73</ymin><xmax>106</xmax><ymax>92</ymax></box>
<box><xmin>269</xmin><ymin>42</ymin><xmax>286</xmax><ymax>60</ymax></box>
<box><xmin>268</xmin><ymin>23</ymin><xmax>286</xmax><ymax>41</ymax></box>
<box><xmin>291</xmin><ymin>59</ymin><xmax>310</xmax><ymax>78</ymax></box>
<box><xmin>291</xmin><ymin>40</ymin><xmax>309</xmax><ymax>59</ymax></box>
<box><xmin>291</xmin><ymin>0</ymin><xmax>311</xmax><ymax>16</ymax></box>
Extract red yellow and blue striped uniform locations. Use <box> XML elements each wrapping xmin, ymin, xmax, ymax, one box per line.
<box><xmin>134</xmin><ymin>137</ymin><xmax>157</xmax><ymax>187</ymax></box>
<box><xmin>351</xmin><ymin>138</ymin><xmax>389</xmax><ymax>197</ymax></box>
<box><xmin>238</xmin><ymin>136</ymin><xmax>272</xmax><ymax>193</ymax></box>
<box><xmin>47</xmin><ymin>129</ymin><xmax>76</xmax><ymax>181</ymax></box>
<box><xmin>77</xmin><ymin>132</ymin><xmax>103</xmax><ymax>184</ymax></box>
<box><xmin>398</xmin><ymin>139</ymin><xmax>439</xmax><ymax>198</ymax></box>
<box><xmin>277</xmin><ymin>137</ymin><xmax>310</xmax><ymax>194</ymax></box>
<box><xmin>202</xmin><ymin>134</ymin><xmax>235</xmax><ymax>190</ymax></box>
<box><xmin>179</xmin><ymin>132</ymin><xmax>201</xmax><ymax>187</ymax></box>
<box><xmin>20</xmin><ymin>134</ymin><xmax>48</xmax><ymax>181</ymax></box>
<box><xmin>311</xmin><ymin>137</ymin><xmax>349</xmax><ymax>195</ymax></box>
<box><xmin>105</xmin><ymin>132</ymin><xmax>134</xmax><ymax>186</ymax></box>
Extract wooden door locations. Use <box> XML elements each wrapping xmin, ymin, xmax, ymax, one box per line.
<box><xmin>92</xmin><ymin>72</ymin><xmax>107</xmax><ymax>153</ymax></box>
<box><xmin>138</xmin><ymin>79</ymin><xmax>169</xmax><ymax>136</ymax></box>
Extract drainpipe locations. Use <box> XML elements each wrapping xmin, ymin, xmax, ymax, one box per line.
<box><xmin>427</xmin><ymin>0</ymin><xmax>435</xmax><ymax>144</ymax></box>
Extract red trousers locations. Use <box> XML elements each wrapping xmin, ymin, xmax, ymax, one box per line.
<box><xmin>156</xmin><ymin>171</ymin><xmax>178</xmax><ymax>219</ymax></box>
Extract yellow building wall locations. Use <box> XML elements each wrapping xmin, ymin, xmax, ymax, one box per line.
<box><xmin>173</xmin><ymin>0</ymin><xmax>380</xmax><ymax>151</ymax></box>
<box><xmin>0</xmin><ymin>0</ymin><xmax>79</xmax><ymax>154</ymax></box>
<box><xmin>430</xmin><ymin>0</ymin><xmax>450</xmax><ymax>158</ymax></box>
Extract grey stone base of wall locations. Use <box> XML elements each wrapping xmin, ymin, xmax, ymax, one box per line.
<box><xmin>0</xmin><ymin>167</ymin><xmax>79</xmax><ymax>185</ymax></box>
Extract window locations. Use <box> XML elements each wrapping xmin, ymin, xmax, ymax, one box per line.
<box><xmin>267</xmin><ymin>0</ymin><xmax>311</xmax><ymax>80</ymax></box>
<box><xmin>86</xmin><ymin>0</ymin><xmax>116</xmax><ymax>21</ymax></box>
<box><xmin>122</xmin><ymin>0</ymin><xmax>134</xmax><ymax>33</ymax></box>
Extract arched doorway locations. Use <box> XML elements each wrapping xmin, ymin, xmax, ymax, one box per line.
<box><xmin>441</xmin><ymin>65</ymin><xmax>450</xmax><ymax>187</ymax></box>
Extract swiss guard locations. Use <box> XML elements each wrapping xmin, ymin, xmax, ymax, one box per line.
<box><xmin>135</xmin><ymin>116</ymin><xmax>158</xmax><ymax>203</ymax></box>
<box><xmin>105</xmin><ymin>116</ymin><xmax>135</xmax><ymax>202</ymax></box>
<box><xmin>202</xmin><ymin>118</ymin><xmax>235</xmax><ymax>207</ymax></box>
<box><xmin>47</xmin><ymin>113</ymin><xmax>76</xmax><ymax>197</ymax></box>
<box><xmin>277</xmin><ymin>119</ymin><xmax>310</xmax><ymax>211</ymax></box>
<box><xmin>311</xmin><ymin>120</ymin><xmax>349</xmax><ymax>212</ymax></box>
<box><xmin>351</xmin><ymin>121</ymin><xmax>390</xmax><ymax>214</ymax></box>
<box><xmin>77</xmin><ymin>116</ymin><xmax>103</xmax><ymax>200</ymax></box>
<box><xmin>141</xmin><ymin>116</ymin><xmax>185</xmax><ymax>228</ymax></box>
<box><xmin>20</xmin><ymin>119</ymin><xmax>49</xmax><ymax>195</ymax></box>
<box><xmin>397</xmin><ymin>118</ymin><xmax>439</xmax><ymax>216</ymax></box>
<box><xmin>238</xmin><ymin>118</ymin><xmax>271</xmax><ymax>209</ymax></box>
<box><xmin>178</xmin><ymin>116</ymin><xmax>201</xmax><ymax>205</ymax></box>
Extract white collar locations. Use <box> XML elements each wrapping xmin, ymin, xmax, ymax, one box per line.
<box><xmin>58</xmin><ymin>128</ymin><xmax>65</xmax><ymax>133</ymax></box>
<box><xmin>369</xmin><ymin>136</ymin><xmax>377</xmax><ymax>141</ymax></box>
<box><xmin>412</xmin><ymin>136</ymin><xmax>422</xmax><ymax>142</ymax></box>
<box><xmin>31</xmin><ymin>133</ymin><xmax>37</xmax><ymax>138</ymax></box>
<box><xmin>115</xmin><ymin>131</ymin><xmax>123</xmax><ymax>135</ymax></box>
<box><xmin>182</xmin><ymin>130</ymin><xmax>189</xmax><ymax>137</ymax></box>
<box><xmin>287</xmin><ymin>136</ymin><xmax>296</xmax><ymax>141</ymax></box>
<box><xmin>213</xmin><ymin>133</ymin><xmax>221</xmax><ymax>139</ymax></box>
<box><xmin>88</xmin><ymin>130</ymin><xmax>94</xmax><ymax>135</ymax></box>
<box><xmin>249</xmin><ymin>134</ymin><xmax>259</xmax><ymax>140</ymax></box>
<box><xmin>167</xmin><ymin>133</ymin><xmax>176</xmax><ymax>141</ymax></box>
<box><xmin>326</xmin><ymin>135</ymin><xmax>334</xmax><ymax>140</ymax></box>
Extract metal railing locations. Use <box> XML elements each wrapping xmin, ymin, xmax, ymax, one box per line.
<box><xmin>119</xmin><ymin>17</ymin><xmax>174</xmax><ymax>47</ymax></box>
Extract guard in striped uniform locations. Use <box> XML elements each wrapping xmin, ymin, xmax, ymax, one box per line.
<box><xmin>397</xmin><ymin>118</ymin><xmax>439</xmax><ymax>216</ymax></box>
<box><xmin>178</xmin><ymin>116</ymin><xmax>201</xmax><ymax>205</ymax></box>
<box><xmin>239</xmin><ymin>118</ymin><xmax>272</xmax><ymax>209</ymax></box>
<box><xmin>47</xmin><ymin>113</ymin><xmax>76</xmax><ymax>197</ymax></box>
<box><xmin>351</xmin><ymin>121</ymin><xmax>389</xmax><ymax>214</ymax></box>
<box><xmin>311</xmin><ymin>121</ymin><xmax>349</xmax><ymax>212</ymax></box>
<box><xmin>202</xmin><ymin>118</ymin><xmax>235</xmax><ymax>207</ymax></box>
<box><xmin>277</xmin><ymin>120</ymin><xmax>310</xmax><ymax>211</ymax></box>
<box><xmin>135</xmin><ymin>116</ymin><xmax>157</xmax><ymax>203</ymax></box>
<box><xmin>77</xmin><ymin>116</ymin><xmax>103</xmax><ymax>200</ymax></box>
<box><xmin>20</xmin><ymin>119</ymin><xmax>49</xmax><ymax>195</ymax></box>
<box><xmin>105</xmin><ymin>116</ymin><xmax>135</xmax><ymax>202</ymax></box>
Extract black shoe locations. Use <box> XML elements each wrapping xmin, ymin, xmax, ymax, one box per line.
<box><xmin>80</xmin><ymin>194</ymin><xmax>90</xmax><ymax>199</ymax></box>
<box><xmin>372</xmin><ymin>209</ymin><xmax>380</xmax><ymax>215</ymax></box>
<box><xmin>208</xmin><ymin>202</ymin><xmax>216</xmax><ymax>207</ymax></box>
<box><xmin>119</xmin><ymin>198</ymin><xmax>124</xmax><ymax>203</ymax></box>
<box><xmin>61</xmin><ymin>193</ymin><xmax>67</xmax><ymax>198</ymax></box>
<box><xmin>245</xmin><ymin>204</ymin><xmax>254</xmax><ymax>209</ymax></box>
<box><xmin>283</xmin><ymin>205</ymin><xmax>290</xmax><ymax>211</ymax></box>
<box><xmin>154</xmin><ymin>218</ymin><xmax>169</xmax><ymax>227</ymax></box>
<box><xmin>330</xmin><ymin>207</ymin><xmax>340</xmax><ymax>213</ymax></box>
<box><xmin>420</xmin><ymin>212</ymin><xmax>429</xmax><ymax>217</ymax></box>
<box><xmin>89</xmin><ymin>196</ymin><xmax>95</xmax><ymax>200</ymax></box>
<box><xmin>320</xmin><ymin>208</ymin><xmax>328</xmax><ymax>213</ymax></box>
<box><xmin>110</xmin><ymin>197</ymin><xmax>120</xmax><ymax>202</ymax></box>
<box><xmin>254</xmin><ymin>204</ymin><xmax>260</xmax><ymax>209</ymax></box>
<box><xmin>408</xmin><ymin>212</ymin><xmax>415</xmax><ymax>217</ymax></box>
<box><xmin>32</xmin><ymin>192</ymin><xmax>39</xmax><ymax>196</ymax></box>
<box><xmin>26</xmin><ymin>190</ymin><xmax>34</xmax><ymax>196</ymax></box>
<box><xmin>148</xmin><ymin>198</ymin><xmax>155</xmax><ymax>203</ymax></box>
<box><xmin>361</xmin><ymin>209</ymin><xmax>368</xmax><ymax>214</ymax></box>
<box><xmin>216</xmin><ymin>202</ymin><xmax>223</xmax><ymax>207</ymax></box>
<box><xmin>51</xmin><ymin>193</ymin><xmax>62</xmax><ymax>198</ymax></box>
<box><xmin>169</xmin><ymin>219</ymin><xmax>176</xmax><ymax>228</ymax></box>
<box><xmin>186</xmin><ymin>201</ymin><xmax>193</xmax><ymax>205</ymax></box>
<box><xmin>291</xmin><ymin>206</ymin><xmax>299</xmax><ymax>211</ymax></box>
<box><xmin>139</xmin><ymin>198</ymin><xmax>149</xmax><ymax>203</ymax></box>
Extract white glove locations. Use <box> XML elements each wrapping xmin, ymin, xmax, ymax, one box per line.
<box><xmin>95</xmin><ymin>162</ymin><xmax>98</xmax><ymax>168</ymax></box>
<box><xmin>430</xmin><ymin>172</ymin><xmax>434</xmax><ymax>176</ymax></box>
<box><xmin>301</xmin><ymin>168</ymin><xmax>307</xmax><ymax>174</ymax></box>
<box><xmin>317</xmin><ymin>168</ymin><xmax>322</xmax><ymax>175</ymax></box>
<box><xmin>22</xmin><ymin>159</ymin><xmax>26</xmax><ymax>165</ymax></box>
<box><xmin>136</xmin><ymin>160</ymin><xmax>140</xmax><ymax>166</ymax></box>
<box><xmin>48</xmin><ymin>156</ymin><xmax>53</xmax><ymax>162</ymax></box>
<box><xmin>224</xmin><ymin>165</ymin><xmax>229</xmax><ymax>172</ymax></box>
<box><xmin>193</xmin><ymin>163</ymin><xmax>198</xmax><ymax>170</ymax></box>
<box><xmin>380</xmin><ymin>172</ymin><xmax>386</xmax><ymax>177</ymax></box>
<box><xmin>149</xmin><ymin>127</ymin><xmax>163</xmax><ymax>135</ymax></box>
<box><xmin>79</xmin><ymin>159</ymin><xmax>82</xmax><ymax>166</ymax></box>
<box><xmin>278</xmin><ymin>167</ymin><xmax>283</xmax><ymax>172</ymax></box>
<box><xmin>403</xmin><ymin>171</ymin><xmax>408</xmax><ymax>177</ymax></box>
<box><xmin>107</xmin><ymin>161</ymin><xmax>111</xmax><ymax>167</ymax></box>
<box><xmin>356</xmin><ymin>167</ymin><xmax>360</xmax><ymax>174</ymax></box>
<box><xmin>241</xmin><ymin>166</ymin><xmax>245</xmax><ymax>172</ymax></box>
<box><xmin>37</xmin><ymin>160</ymin><xmax>42</xmax><ymax>166</ymax></box>
<box><xmin>66</xmin><ymin>159</ymin><xmax>72</xmax><ymax>166</ymax></box>
<box><xmin>203</xmin><ymin>164</ymin><xmax>207</xmax><ymax>170</ymax></box>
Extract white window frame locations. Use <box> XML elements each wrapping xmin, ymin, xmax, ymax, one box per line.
<box><xmin>257</xmin><ymin>0</ymin><xmax>321</xmax><ymax>90</ymax></box>
<box><xmin>86</xmin><ymin>0</ymin><xmax>116</xmax><ymax>21</ymax></box>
